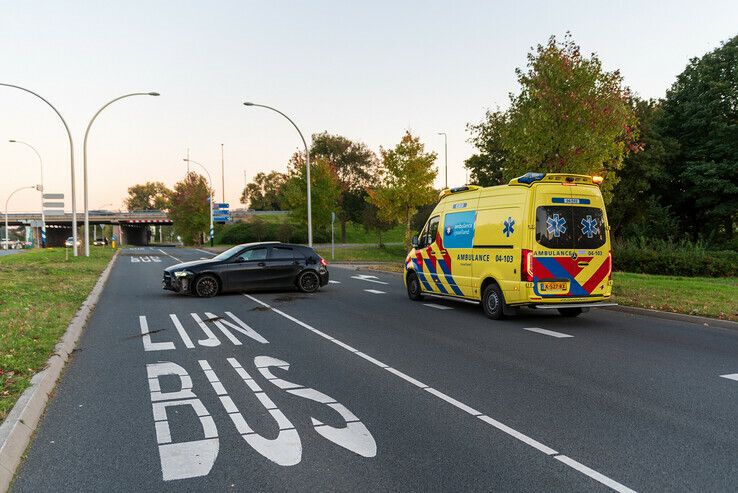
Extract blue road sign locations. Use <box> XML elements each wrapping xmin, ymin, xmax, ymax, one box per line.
<box><xmin>213</xmin><ymin>202</ymin><xmax>229</xmax><ymax>210</ymax></box>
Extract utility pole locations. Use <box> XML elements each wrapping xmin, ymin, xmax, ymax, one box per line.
<box><xmin>221</xmin><ymin>143</ymin><xmax>225</xmax><ymax>203</ymax></box>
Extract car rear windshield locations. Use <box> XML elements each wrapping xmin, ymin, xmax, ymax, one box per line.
<box><xmin>535</xmin><ymin>206</ymin><xmax>606</xmax><ymax>249</ymax></box>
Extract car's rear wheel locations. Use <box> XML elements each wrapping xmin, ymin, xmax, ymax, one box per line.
<box><xmin>482</xmin><ymin>284</ymin><xmax>505</xmax><ymax>320</ymax></box>
<box><xmin>406</xmin><ymin>272</ymin><xmax>424</xmax><ymax>301</ymax></box>
<box><xmin>557</xmin><ymin>307</ymin><xmax>583</xmax><ymax>317</ymax></box>
<box><xmin>298</xmin><ymin>270</ymin><xmax>320</xmax><ymax>293</ymax></box>
<box><xmin>194</xmin><ymin>274</ymin><xmax>220</xmax><ymax>298</ymax></box>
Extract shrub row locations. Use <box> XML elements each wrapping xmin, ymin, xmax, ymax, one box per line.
<box><xmin>612</xmin><ymin>240</ymin><xmax>738</xmax><ymax>277</ymax></box>
<box><xmin>215</xmin><ymin>221</ymin><xmax>331</xmax><ymax>245</ymax></box>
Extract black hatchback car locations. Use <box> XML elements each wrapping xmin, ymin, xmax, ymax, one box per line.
<box><xmin>162</xmin><ymin>242</ymin><xmax>329</xmax><ymax>297</ymax></box>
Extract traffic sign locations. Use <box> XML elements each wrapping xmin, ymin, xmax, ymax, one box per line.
<box><xmin>43</xmin><ymin>193</ymin><xmax>64</xmax><ymax>200</ymax></box>
<box><xmin>43</xmin><ymin>201</ymin><xmax>64</xmax><ymax>208</ymax></box>
<box><xmin>213</xmin><ymin>202</ymin><xmax>229</xmax><ymax>210</ymax></box>
<box><xmin>43</xmin><ymin>210</ymin><xmax>65</xmax><ymax>216</ymax></box>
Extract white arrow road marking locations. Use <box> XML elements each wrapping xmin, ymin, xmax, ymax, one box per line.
<box><xmin>423</xmin><ymin>303</ymin><xmax>453</xmax><ymax>310</ymax></box>
<box><xmin>523</xmin><ymin>327</ymin><xmax>573</xmax><ymax>338</ymax></box>
<box><xmin>720</xmin><ymin>373</ymin><xmax>738</xmax><ymax>381</ymax></box>
<box><xmin>364</xmin><ymin>289</ymin><xmax>385</xmax><ymax>295</ymax></box>
<box><xmin>243</xmin><ymin>293</ymin><xmax>635</xmax><ymax>493</ymax></box>
<box><xmin>328</xmin><ymin>280</ymin><xmax>341</xmax><ymax>284</ymax></box>
<box><xmin>351</xmin><ymin>274</ymin><xmax>389</xmax><ymax>285</ymax></box>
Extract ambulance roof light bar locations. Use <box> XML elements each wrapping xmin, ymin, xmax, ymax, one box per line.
<box><xmin>439</xmin><ymin>185</ymin><xmax>481</xmax><ymax>199</ymax></box>
<box><xmin>509</xmin><ymin>172</ymin><xmax>601</xmax><ymax>187</ymax></box>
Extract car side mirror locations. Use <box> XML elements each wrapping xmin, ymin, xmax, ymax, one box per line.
<box><xmin>411</xmin><ymin>235</ymin><xmax>419</xmax><ymax>248</ymax></box>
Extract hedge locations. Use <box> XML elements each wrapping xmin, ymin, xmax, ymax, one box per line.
<box><xmin>612</xmin><ymin>239</ymin><xmax>738</xmax><ymax>277</ymax></box>
<box><xmin>215</xmin><ymin>221</ymin><xmax>331</xmax><ymax>245</ymax></box>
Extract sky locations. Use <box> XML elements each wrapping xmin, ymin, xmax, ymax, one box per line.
<box><xmin>1</xmin><ymin>0</ymin><xmax>737</xmax><ymax>212</ymax></box>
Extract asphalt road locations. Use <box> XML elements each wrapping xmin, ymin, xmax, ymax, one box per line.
<box><xmin>11</xmin><ymin>247</ymin><xmax>738</xmax><ymax>492</ymax></box>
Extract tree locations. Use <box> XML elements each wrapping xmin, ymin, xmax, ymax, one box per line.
<box><xmin>660</xmin><ymin>35</ymin><xmax>738</xmax><ymax>242</ymax></box>
<box><xmin>468</xmin><ymin>34</ymin><xmax>639</xmax><ymax>201</ymax></box>
<box><xmin>124</xmin><ymin>181</ymin><xmax>171</xmax><ymax>211</ymax></box>
<box><xmin>361</xmin><ymin>201</ymin><xmax>395</xmax><ymax>247</ymax></box>
<box><xmin>367</xmin><ymin>131</ymin><xmax>438</xmax><ymax>247</ymax></box>
<box><xmin>465</xmin><ymin>109</ymin><xmax>508</xmax><ymax>186</ymax></box>
<box><xmin>310</xmin><ymin>132</ymin><xmax>378</xmax><ymax>242</ymax></box>
<box><xmin>240</xmin><ymin>171</ymin><xmax>287</xmax><ymax>210</ymax></box>
<box><xmin>168</xmin><ymin>172</ymin><xmax>212</xmax><ymax>245</ymax></box>
<box><xmin>281</xmin><ymin>153</ymin><xmax>342</xmax><ymax>235</ymax></box>
<box><xmin>608</xmin><ymin>98</ymin><xmax>676</xmax><ymax>239</ymax></box>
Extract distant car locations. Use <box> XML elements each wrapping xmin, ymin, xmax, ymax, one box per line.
<box><xmin>163</xmin><ymin>242</ymin><xmax>329</xmax><ymax>297</ymax></box>
<box><xmin>64</xmin><ymin>237</ymin><xmax>81</xmax><ymax>248</ymax></box>
<box><xmin>93</xmin><ymin>238</ymin><xmax>107</xmax><ymax>246</ymax></box>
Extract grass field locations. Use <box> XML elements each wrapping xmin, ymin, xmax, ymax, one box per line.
<box><xmin>611</xmin><ymin>272</ymin><xmax>737</xmax><ymax>321</ymax></box>
<box><xmin>0</xmin><ymin>247</ymin><xmax>115</xmax><ymax>422</ymax></box>
<box><xmin>315</xmin><ymin>244</ymin><xmax>407</xmax><ymax>262</ymax></box>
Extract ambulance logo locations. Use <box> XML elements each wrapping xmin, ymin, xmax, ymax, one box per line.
<box><xmin>503</xmin><ymin>217</ymin><xmax>515</xmax><ymax>237</ymax></box>
<box><xmin>445</xmin><ymin>225</ymin><xmax>453</xmax><ymax>236</ymax></box>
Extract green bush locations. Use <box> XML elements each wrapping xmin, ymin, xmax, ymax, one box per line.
<box><xmin>215</xmin><ymin>221</ymin><xmax>330</xmax><ymax>245</ymax></box>
<box><xmin>612</xmin><ymin>238</ymin><xmax>738</xmax><ymax>277</ymax></box>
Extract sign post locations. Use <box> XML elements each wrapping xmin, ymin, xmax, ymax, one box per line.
<box><xmin>331</xmin><ymin>211</ymin><xmax>336</xmax><ymax>260</ymax></box>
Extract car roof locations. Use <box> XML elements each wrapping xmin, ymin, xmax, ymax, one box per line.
<box><xmin>237</xmin><ymin>241</ymin><xmax>314</xmax><ymax>252</ymax></box>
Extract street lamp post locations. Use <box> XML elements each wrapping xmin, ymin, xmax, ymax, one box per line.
<box><xmin>183</xmin><ymin>158</ymin><xmax>214</xmax><ymax>246</ymax></box>
<box><xmin>438</xmin><ymin>132</ymin><xmax>448</xmax><ymax>189</ymax></box>
<box><xmin>4</xmin><ymin>186</ymin><xmax>37</xmax><ymax>250</ymax></box>
<box><xmin>0</xmin><ymin>83</ymin><xmax>77</xmax><ymax>255</ymax></box>
<box><xmin>243</xmin><ymin>102</ymin><xmax>312</xmax><ymax>246</ymax></box>
<box><xmin>9</xmin><ymin>140</ymin><xmax>45</xmax><ymax>247</ymax></box>
<box><xmin>83</xmin><ymin>92</ymin><xmax>160</xmax><ymax>256</ymax></box>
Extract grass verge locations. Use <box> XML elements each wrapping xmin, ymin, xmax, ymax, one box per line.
<box><xmin>611</xmin><ymin>272</ymin><xmax>737</xmax><ymax>321</ymax></box>
<box><xmin>315</xmin><ymin>244</ymin><xmax>407</xmax><ymax>262</ymax></box>
<box><xmin>0</xmin><ymin>247</ymin><xmax>116</xmax><ymax>422</ymax></box>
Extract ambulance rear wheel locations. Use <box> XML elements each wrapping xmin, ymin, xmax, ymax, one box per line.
<box><xmin>406</xmin><ymin>272</ymin><xmax>424</xmax><ymax>301</ymax></box>
<box><xmin>557</xmin><ymin>308</ymin><xmax>583</xmax><ymax>317</ymax></box>
<box><xmin>482</xmin><ymin>284</ymin><xmax>505</xmax><ymax>320</ymax></box>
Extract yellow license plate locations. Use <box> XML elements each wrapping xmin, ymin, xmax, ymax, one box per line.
<box><xmin>540</xmin><ymin>281</ymin><xmax>569</xmax><ymax>293</ymax></box>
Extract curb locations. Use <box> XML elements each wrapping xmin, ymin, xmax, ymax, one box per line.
<box><xmin>0</xmin><ymin>250</ymin><xmax>119</xmax><ymax>492</ymax></box>
<box><xmin>603</xmin><ymin>304</ymin><xmax>738</xmax><ymax>330</ymax></box>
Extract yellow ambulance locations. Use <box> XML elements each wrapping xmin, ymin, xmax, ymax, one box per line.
<box><xmin>404</xmin><ymin>172</ymin><xmax>614</xmax><ymax>319</ymax></box>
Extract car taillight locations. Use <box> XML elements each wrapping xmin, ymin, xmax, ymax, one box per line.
<box><xmin>606</xmin><ymin>251</ymin><xmax>612</xmax><ymax>280</ymax></box>
<box><xmin>320</xmin><ymin>257</ymin><xmax>328</xmax><ymax>267</ymax></box>
<box><xmin>521</xmin><ymin>249</ymin><xmax>534</xmax><ymax>282</ymax></box>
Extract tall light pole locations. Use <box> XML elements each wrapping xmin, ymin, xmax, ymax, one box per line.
<box><xmin>83</xmin><ymin>91</ymin><xmax>160</xmax><ymax>256</ymax></box>
<box><xmin>9</xmin><ymin>140</ymin><xmax>45</xmax><ymax>247</ymax></box>
<box><xmin>221</xmin><ymin>143</ymin><xmax>225</xmax><ymax>204</ymax></box>
<box><xmin>438</xmin><ymin>132</ymin><xmax>448</xmax><ymax>189</ymax></box>
<box><xmin>0</xmin><ymin>83</ymin><xmax>77</xmax><ymax>255</ymax></box>
<box><xmin>243</xmin><ymin>102</ymin><xmax>312</xmax><ymax>246</ymax></box>
<box><xmin>4</xmin><ymin>185</ymin><xmax>37</xmax><ymax>250</ymax></box>
<box><xmin>183</xmin><ymin>158</ymin><xmax>214</xmax><ymax>246</ymax></box>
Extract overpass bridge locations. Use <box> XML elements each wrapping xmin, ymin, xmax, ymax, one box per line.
<box><xmin>3</xmin><ymin>209</ymin><xmax>288</xmax><ymax>246</ymax></box>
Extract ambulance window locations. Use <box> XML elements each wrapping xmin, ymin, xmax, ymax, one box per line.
<box><xmin>423</xmin><ymin>216</ymin><xmax>440</xmax><ymax>247</ymax></box>
<box><xmin>536</xmin><ymin>206</ymin><xmax>606</xmax><ymax>249</ymax></box>
<box><xmin>536</xmin><ymin>206</ymin><xmax>573</xmax><ymax>249</ymax></box>
<box><xmin>573</xmin><ymin>207</ymin><xmax>606</xmax><ymax>249</ymax></box>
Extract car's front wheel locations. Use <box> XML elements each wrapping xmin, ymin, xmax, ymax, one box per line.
<box><xmin>406</xmin><ymin>272</ymin><xmax>424</xmax><ymax>301</ymax></box>
<box><xmin>194</xmin><ymin>274</ymin><xmax>220</xmax><ymax>298</ymax></box>
<box><xmin>297</xmin><ymin>270</ymin><xmax>320</xmax><ymax>293</ymax></box>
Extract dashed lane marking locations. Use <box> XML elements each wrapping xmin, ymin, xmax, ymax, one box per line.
<box><xmin>522</xmin><ymin>327</ymin><xmax>573</xmax><ymax>338</ymax></box>
<box><xmin>328</xmin><ymin>280</ymin><xmax>341</xmax><ymax>284</ymax></box>
<box><xmin>720</xmin><ymin>373</ymin><xmax>738</xmax><ymax>381</ymax></box>
<box><xmin>242</xmin><ymin>293</ymin><xmax>635</xmax><ymax>493</ymax></box>
<box><xmin>195</xmin><ymin>248</ymin><xmax>215</xmax><ymax>256</ymax></box>
<box><xmin>364</xmin><ymin>289</ymin><xmax>386</xmax><ymax>295</ymax></box>
<box><xmin>423</xmin><ymin>303</ymin><xmax>453</xmax><ymax>310</ymax></box>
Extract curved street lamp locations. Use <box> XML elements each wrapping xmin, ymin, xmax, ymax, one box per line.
<box><xmin>9</xmin><ymin>140</ymin><xmax>46</xmax><ymax>247</ymax></box>
<box><xmin>4</xmin><ymin>185</ymin><xmax>38</xmax><ymax>250</ymax></box>
<box><xmin>243</xmin><ymin>102</ymin><xmax>312</xmax><ymax>246</ymax></box>
<box><xmin>83</xmin><ymin>91</ymin><xmax>160</xmax><ymax>256</ymax></box>
<box><xmin>183</xmin><ymin>158</ymin><xmax>214</xmax><ymax>246</ymax></box>
<box><xmin>0</xmin><ymin>83</ymin><xmax>78</xmax><ymax>255</ymax></box>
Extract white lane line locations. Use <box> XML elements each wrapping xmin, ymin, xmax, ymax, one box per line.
<box><xmin>194</xmin><ymin>248</ymin><xmax>215</xmax><ymax>256</ymax></box>
<box><xmin>328</xmin><ymin>280</ymin><xmax>341</xmax><ymax>284</ymax></box>
<box><xmin>720</xmin><ymin>373</ymin><xmax>738</xmax><ymax>381</ymax></box>
<box><xmin>200</xmin><ymin>257</ymin><xmax>208</xmax><ymax>260</ymax></box>
<box><xmin>555</xmin><ymin>455</ymin><xmax>637</xmax><ymax>493</ymax></box>
<box><xmin>423</xmin><ymin>303</ymin><xmax>453</xmax><ymax>310</ymax></box>
<box><xmin>364</xmin><ymin>289</ymin><xmax>386</xmax><ymax>295</ymax></box>
<box><xmin>242</xmin><ymin>293</ymin><xmax>634</xmax><ymax>493</ymax></box>
<box><xmin>158</xmin><ymin>248</ymin><xmax>181</xmax><ymax>262</ymax></box>
<box><xmin>351</xmin><ymin>274</ymin><xmax>389</xmax><ymax>285</ymax></box>
<box><xmin>523</xmin><ymin>327</ymin><xmax>573</xmax><ymax>338</ymax></box>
